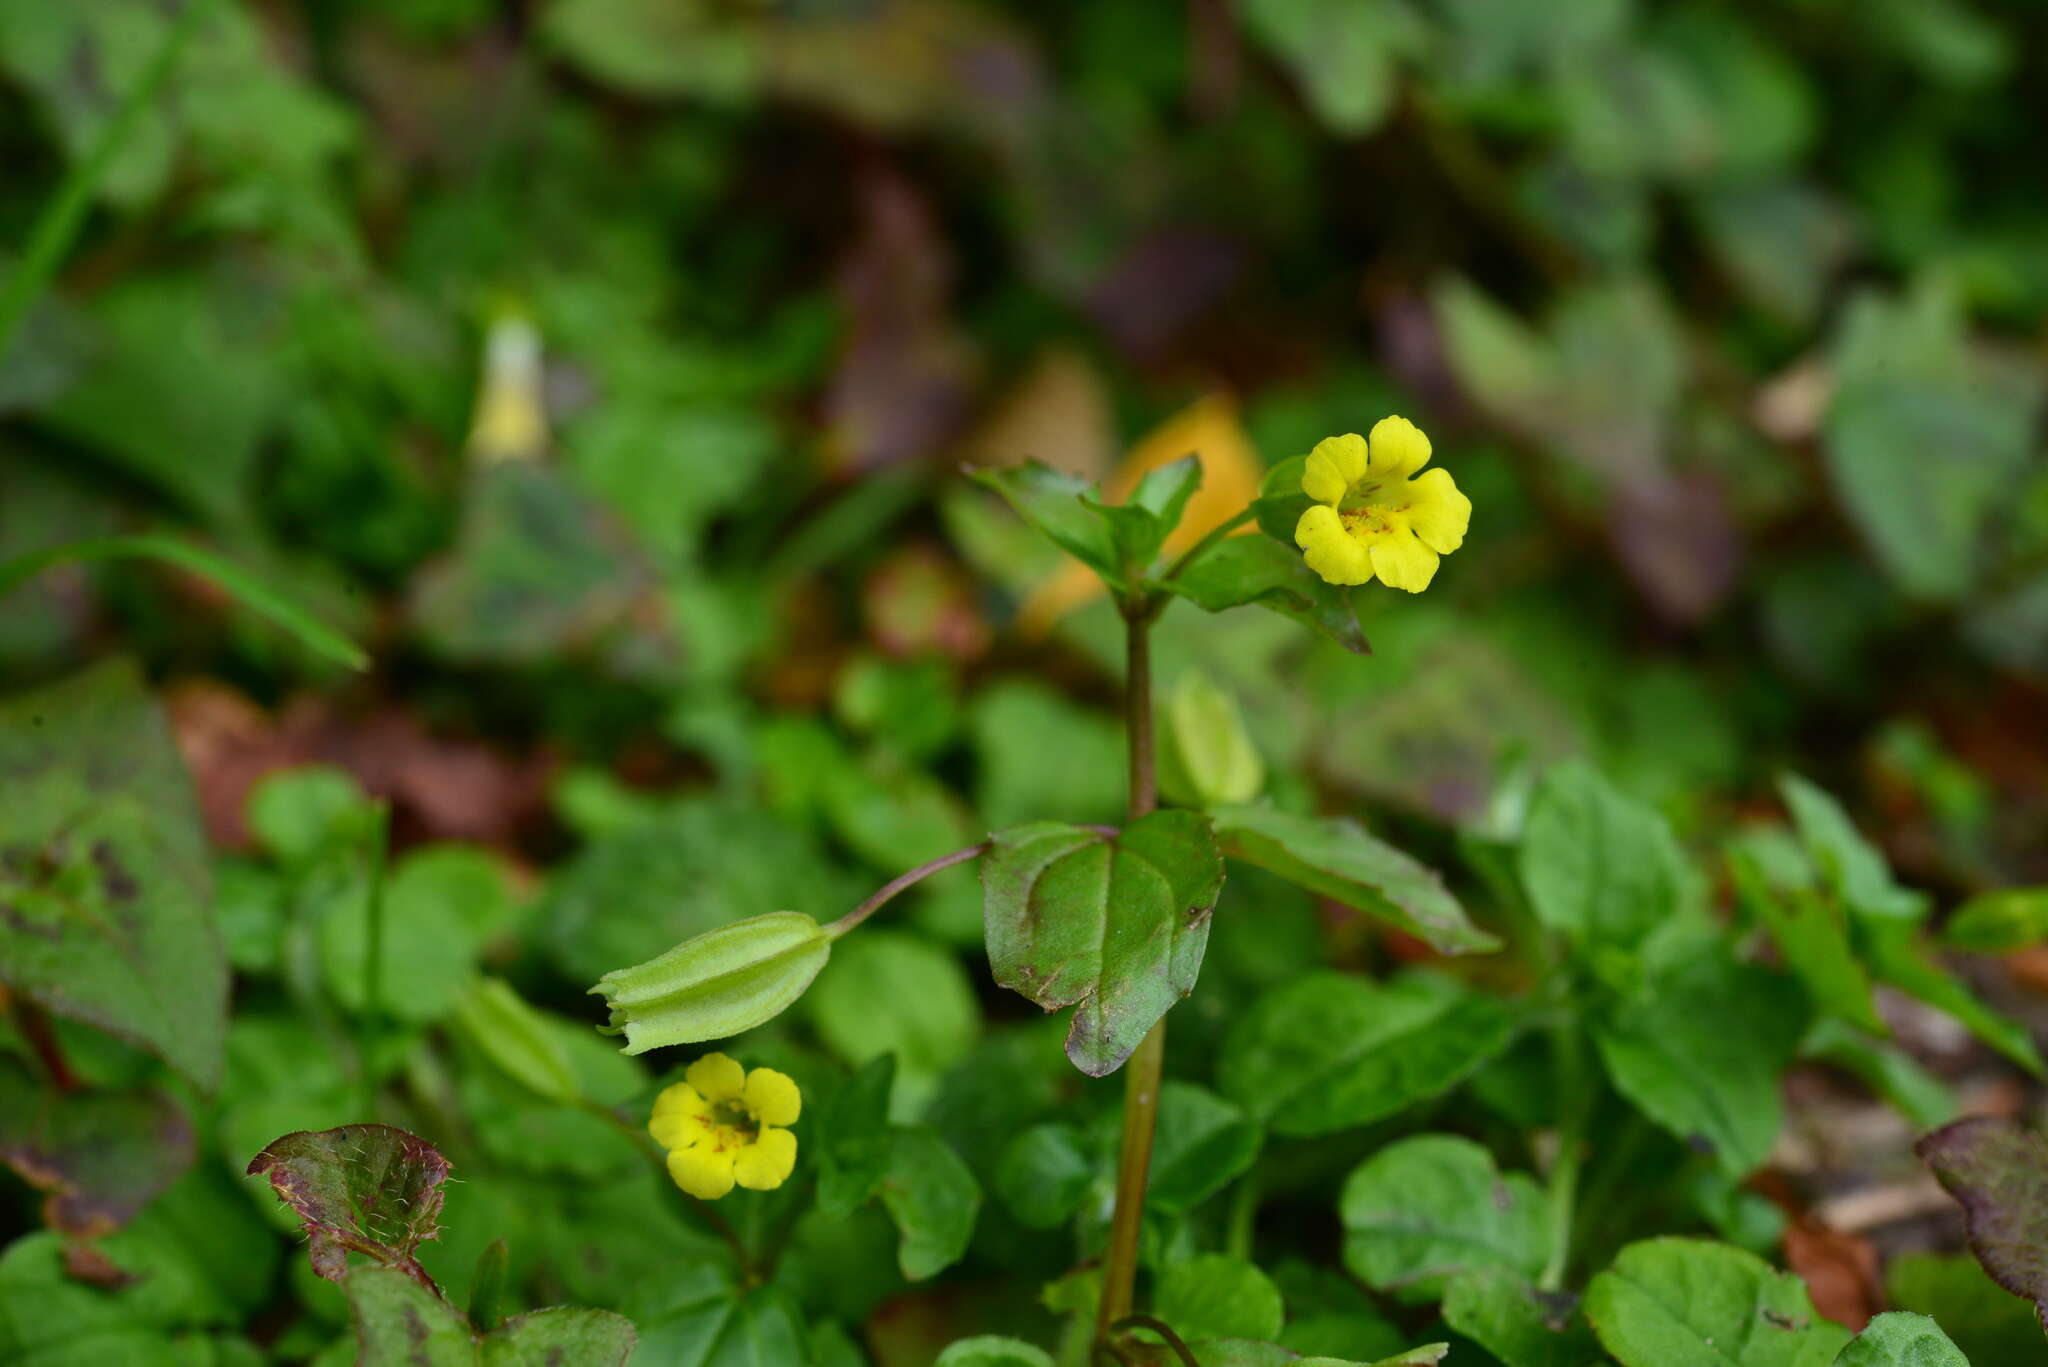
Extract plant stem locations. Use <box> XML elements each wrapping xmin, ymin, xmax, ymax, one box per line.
<box><xmin>1098</xmin><ymin>606</ymin><xmax>1164</xmax><ymax>1339</ymax></box>
<box><xmin>1539</xmin><ymin>1015</ymin><xmax>1588</xmax><ymax>1291</ymax></box>
<box><xmin>0</xmin><ymin>0</ymin><xmax>205</xmax><ymax>357</ymax></box>
<box><xmin>825</xmin><ymin>840</ymin><xmax>991</xmax><ymax>938</ymax></box>
<box><xmin>360</xmin><ymin>802</ymin><xmax>391</xmax><ymax>1120</ymax></box>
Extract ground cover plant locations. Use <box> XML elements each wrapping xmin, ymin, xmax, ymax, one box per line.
<box><xmin>3</xmin><ymin>1</ymin><xmax>2048</xmax><ymax>1364</ymax></box>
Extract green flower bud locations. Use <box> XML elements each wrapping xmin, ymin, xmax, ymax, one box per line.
<box><xmin>451</xmin><ymin>977</ymin><xmax>580</xmax><ymax>1105</ymax></box>
<box><xmin>591</xmin><ymin>911</ymin><xmax>832</xmax><ymax>1054</ymax></box>
<box><xmin>1159</xmin><ymin>670</ymin><xmax>1264</xmax><ymax>808</ymax></box>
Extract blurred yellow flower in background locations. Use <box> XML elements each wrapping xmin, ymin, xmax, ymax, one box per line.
<box><xmin>1293</xmin><ymin>417</ymin><xmax>1470</xmax><ymax>593</ymax></box>
<box><xmin>650</xmin><ymin>1053</ymin><xmax>800</xmax><ymax>1200</ymax></box>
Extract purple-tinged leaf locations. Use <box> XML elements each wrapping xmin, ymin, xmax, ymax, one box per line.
<box><xmin>0</xmin><ymin>1058</ymin><xmax>193</xmax><ymax>1236</ymax></box>
<box><xmin>247</xmin><ymin>1124</ymin><xmax>449</xmax><ymax>1286</ymax></box>
<box><xmin>1917</xmin><ymin>1115</ymin><xmax>2048</xmax><ymax>1332</ymax></box>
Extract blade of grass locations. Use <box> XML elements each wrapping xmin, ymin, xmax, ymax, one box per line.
<box><xmin>0</xmin><ymin>534</ymin><xmax>370</xmax><ymax>671</ymax></box>
<box><xmin>0</xmin><ymin>0</ymin><xmax>208</xmax><ymax>357</ymax></box>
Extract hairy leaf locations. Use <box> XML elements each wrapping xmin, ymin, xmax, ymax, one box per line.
<box><xmin>246</xmin><ymin>1124</ymin><xmax>450</xmax><ymax>1284</ymax></box>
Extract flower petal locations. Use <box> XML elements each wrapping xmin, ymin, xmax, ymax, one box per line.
<box><xmin>1365</xmin><ymin>416</ymin><xmax>1431</xmax><ymax>481</ymax></box>
<box><xmin>685</xmin><ymin>1053</ymin><xmax>746</xmax><ymax>1103</ymax></box>
<box><xmin>1301</xmin><ymin>433</ymin><xmax>1368</xmax><ymax>505</ymax></box>
<box><xmin>1296</xmin><ymin>505</ymin><xmax>1372</xmax><ymax>586</ymax></box>
<box><xmin>733</xmin><ymin>1127</ymin><xmax>798</xmax><ymax>1191</ymax></box>
<box><xmin>649</xmin><ymin>1083</ymin><xmax>713</xmax><ymax>1150</ymax></box>
<box><xmin>668</xmin><ymin>1144</ymin><xmax>736</xmax><ymax>1200</ymax></box>
<box><xmin>1368</xmin><ymin>531</ymin><xmax>1440</xmax><ymax>593</ymax></box>
<box><xmin>743</xmin><ymin>1068</ymin><xmax>801</xmax><ymax>1128</ymax></box>
<box><xmin>1401</xmin><ymin>467</ymin><xmax>1471</xmax><ymax>554</ymax></box>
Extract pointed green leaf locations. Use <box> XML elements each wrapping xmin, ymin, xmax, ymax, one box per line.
<box><xmin>970</xmin><ymin>461</ymin><xmax>1129</xmax><ymax>588</ymax></box>
<box><xmin>981</xmin><ymin>811</ymin><xmax>1223</xmax><ymax>1076</ymax></box>
<box><xmin>1221</xmin><ymin>971</ymin><xmax>1514</xmax><ymax>1137</ymax></box>
<box><xmin>1152</xmin><ymin>536</ymin><xmax>1371</xmax><ymax>654</ymax></box>
<box><xmin>1520</xmin><ymin>761</ymin><xmax>1691</xmax><ymax>953</ymax></box>
<box><xmin>1211</xmin><ymin>805</ymin><xmax>1495</xmax><ymax>954</ymax></box>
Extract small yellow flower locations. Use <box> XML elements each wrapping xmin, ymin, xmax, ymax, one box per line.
<box><xmin>1292</xmin><ymin>417</ymin><xmax>1471</xmax><ymax>592</ymax></box>
<box><xmin>649</xmin><ymin>1053</ymin><xmax>800</xmax><ymax>1200</ymax></box>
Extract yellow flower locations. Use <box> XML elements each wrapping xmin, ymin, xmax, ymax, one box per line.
<box><xmin>649</xmin><ymin>1053</ymin><xmax>800</xmax><ymax>1200</ymax></box>
<box><xmin>1292</xmin><ymin>417</ymin><xmax>1471</xmax><ymax>592</ymax></box>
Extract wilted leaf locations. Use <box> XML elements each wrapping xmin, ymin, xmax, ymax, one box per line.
<box><xmin>1211</xmin><ymin>805</ymin><xmax>1495</xmax><ymax>954</ymax></box>
<box><xmin>246</xmin><ymin>1124</ymin><xmax>450</xmax><ymax>1284</ymax></box>
<box><xmin>1916</xmin><ymin>1116</ymin><xmax>2048</xmax><ymax>1332</ymax></box>
<box><xmin>0</xmin><ymin>659</ymin><xmax>227</xmax><ymax>1090</ymax></box>
<box><xmin>0</xmin><ymin>1059</ymin><xmax>194</xmax><ymax>1236</ymax></box>
<box><xmin>1221</xmin><ymin>971</ymin><xmax>1514</xmax><ymax>1137</ymax></box>
<box><xmin>981</xmin><ymin>811</ymin><xmax>1224</xmax><ymax>1076</ymax></box>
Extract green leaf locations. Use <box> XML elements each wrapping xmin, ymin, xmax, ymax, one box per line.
<box><xmin>0</xmin><ymin>534</ymin><xmax>367</xmax><ymax>670</ymax></box>
<box><xmin>247</xmin><ymin>765</ymin><xmax>373</xmax><ymax>865</ymax></box>
<box><xmin>1210</xmin><ymin>805</ymin><xmax>1496</xmax><ymax>955</ymax></box>
<box><xmin>1221</xmin><ymin>971</ymin><xmax>1515</xmax><ymax>1137</ymax></box>
<box><xmin>1340</xmin><ymin>1134</ymin><xmax>1547</xmax><ymax>1301</ymax></box>
<box><xmin>1154</xmin><ymin>1254</ymin><xmax>1285</xmax><ymax>1343</ymax></box>
<box><xmin>1731</xmin><ymin>850</ymin><xmax>1884</xmax><ymax>1035</ymax></box>
<box><xmin>323</xmin><ymin>844</ymin><xmax>518</xmax><ymax>1025</ymax></box>
<box><xmin>482</xmin><ymin>1308</ymin><xmax>637</xmax><ymax>1366</ymax></box>
<box><xmin>1145</xmin><ymin>1081</ymin><xmax>1261</xmax><ymax>1214</ymax></box>
<box><xmin>816</xmin><ymin>1054</ymin><xmax>896</xmax><ymax>1219</ymax></box>
<box><xmin>245</xmin><ymin>1124</ymin><xmax>450</xmax><ymax>1284</ymax></box>
<box><xmin>1778</xmin><ymin>774</ymin><xmax>1925</xmax><ymax>923</ymax></box>
<box><xmin>805</xmin><ymin>928</ymin><xmax>981</xmax><ymax>1084</ymax></box>
<box><xmin>1831</xmin><ymin>1313</ymin><xmax>1969</xmax><ymax>1367</ymax></box>
<box><xmin>1442</xmin><ymin>1267</ymin><xmax>1605</xmax><ymax>1367</ymax></box>
<box><xmin>0</xmin><ymin>658</ymin><xmax>227</xmax><ymax>1090</ymax></box>
<box><xmin>981</xmin><ymin>811</ymin><xmax>1224</xmax><ymax>1076</ymax></box>
<box><xmin>630</xmin><ymin>1271</ymin><xmax>811</xmax><ymax>1367</ymax></box>
<box><xmin>1915</xmin><ymin>1116</ymin><xmax>2048</xmax><ymax>1332</ymax></box>
<box><xmin>879</xmin><ymin>1126</ymin><xmax>982</xmax><ymax>1281</ymax></box>
<box><xmin>1251</xmin><ymin>455</ymin><xmax>1312</xmax><ymax>543</ymax></box>
<box><xmin>995</xmin><ymin>1123</ymin><xmax>1094</xmax><ymax>1229</ymax></box>
<box><xmin>1520</xmin><ymin>761</ymin><xmax>1691</xmax><ymax>953</ymax></box>
<box><xmin>450</xmin><ymin>979</ymin><xmax>581</xmax><ymax>1107</ymax></box>
<box><xmin>589</xmin><ymin>911</ymin><xmax>833</xmax><ymax>1055</ymax></box>
<box><xmin>1584</xmin><ymin>1237</ymin><xmax>1853</xmax><ymax>1366</ymax></box>
<box><xmin>1592</xmin><ymin>948</ymin><xmax>1807</xmax><ymax>1178</ymax></box>
<box><xmin>1945</xmin><ymin>888</ymin><xmax>2048</xmax><ymax>953</ymax></box>
<box><xmin>0</xmin><ymin>1231</ymin><xmax>207</xmax><ymax>1363</ymax></box>
<box><xmin>1239</xmin><ymin>0</ymin><xmax>1427</xmax><ymax>136</ymax></box>
<box><xmin>1862</xmin><ymin>918</ymin><xmax>2044</xmax><ymax>1075</ymax></box>
<box><xmin>935</xmin><ymin>1337</ymin><xmax>1055</xmax><ymax>1367</ymax></box>
<box><xmin>0</xmin><ymin>1057</ymin><xmax>193</xmax><ymax>1236</ymax></box>
<box><xmin>1823</xmin><ymin>282</ymin><xmax>2036</xmax><ymax>602</ymax></box>
<box><xmin>1887</xmin><ymin>1253</ymin><xmax>2044</xmax><ymax>1365</ymax></box>
<box><xmin>1800</xmin><ymin>1020</ymin><xmax>1955</xmax><ymax>1131</ymax></box>
<box><xmin>343</xmin><ymin>1266</ymin><xmax>471</xmax><ymax>1366</ymax></box>
<box><xmin>1088</xmin><ymin>454</ymin><xmax>1203</xmax><ymax>573</ymax></box>
<box><xmin>1152</xmin><ymin>536</ymin><xmax>1371</xmax><ymax>655</ymax></box>
<box><xmin>970</xmin><ymin>461</ymin><xmax>1129</xmax><ymax>590</ymax></box>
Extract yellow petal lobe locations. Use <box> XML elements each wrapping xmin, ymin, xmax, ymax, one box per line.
<box><xmin>1365</xmin><ymin>416</ymin><xmax>1431</xmax><ymax>480</ymax></box>
<box><xmin>1302</xmin><ymin>433</ymin><xmax>1368</xmax><ymax>505</ymax></box>
<box><xmin>1368</xmin><ymin>532</ymin><xmax>1440</xmax><ymax>593</ymax></box>
<box><xmin>685</xmin><ymin>1052</ymin><xmax>746</xmax><ymax>1103</ymax></box>
<box><xmin>649</xmin><ymin>1083</ymin><xmax>713</xmax><ymax>1150</ymax></box>
<box><xmin>668</xmin><ymin>1145</ymin><xmax>737</xmax><ymax>1200</ymax></box>
<box><xmin>1295</xmin><ymin>505</ymin><xmax>1372</xmax><ymax>586</ymax></box>
<box><xmin>743</xmin><ymin>1068</ymin><xmax>802</xmax><ymax>1128</ymax></box>
<box><xmin>733</xmin><ymin>1127</ymin><xmax>799</xmax><ymax>1191</ymax></box>
<box><xmin>1402</xmin><ymin>467</ymin><xmax>1471</xmax><ymax>554</ymax></box>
